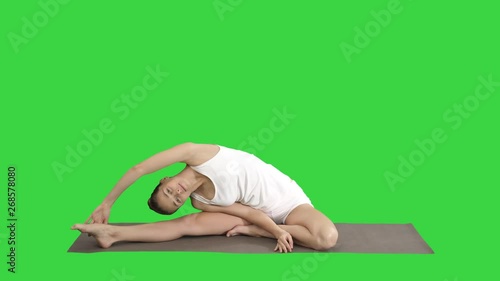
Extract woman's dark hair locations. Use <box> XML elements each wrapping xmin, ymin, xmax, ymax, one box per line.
<box><xmin>147</xmin><ymin>182</ymin><xmax>172</xmax><ymax>215</ymax></box>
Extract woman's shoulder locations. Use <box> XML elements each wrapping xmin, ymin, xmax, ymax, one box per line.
<box><xmin>186</xmin><ymin>143</ymin><xmax>222</xmax><ymax>166</ymax></box>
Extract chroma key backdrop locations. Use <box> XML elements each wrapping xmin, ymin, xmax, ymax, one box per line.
<box><xmin>1</xmin><ymin>1</ymin><xmax>499</xmax><ymax>281</ymax></box>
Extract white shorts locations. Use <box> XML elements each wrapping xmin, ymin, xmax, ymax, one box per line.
<box><xmin>265</xmin><ymin>181</ymin><xmax>313</xmax><ymax>224</ymax></box>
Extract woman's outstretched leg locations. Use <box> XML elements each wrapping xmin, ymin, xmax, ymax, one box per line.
<box><xmin>71</xmin><ymin>212</ymin><xmax>249</xmax><ymax>248</ymax></box>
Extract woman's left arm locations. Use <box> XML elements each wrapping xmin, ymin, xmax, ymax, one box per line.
<box><xmin>194</xmin><ymin>201</ymin><xmax>294</xmax><ymax>252</ymax></box>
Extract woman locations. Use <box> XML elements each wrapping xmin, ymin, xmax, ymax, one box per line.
<box><xmin>71</xmin><ymin>142</ymin><xmax>338</xmax><ymax>253</ymax></box>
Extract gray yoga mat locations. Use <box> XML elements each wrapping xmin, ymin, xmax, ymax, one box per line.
<box><xmin>67</xmin><ymin>223</ymin><xmax>433</xmax><ymax>254</ymax></box>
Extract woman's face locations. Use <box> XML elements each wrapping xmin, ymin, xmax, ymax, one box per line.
<box><xmin>154</xmin><ymin>177</ymin><xmax>190</xmax><ymax>214</ymax></box>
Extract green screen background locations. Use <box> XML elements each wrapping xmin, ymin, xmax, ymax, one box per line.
<box><xmin>1</xmin><ymin>0</ymin><xmax>498</xmax><ymax>280</ymax></box>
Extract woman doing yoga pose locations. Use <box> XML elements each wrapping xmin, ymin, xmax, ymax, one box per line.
<box><xmin>71</xmin><ymin>142</ymin><xmax>338</xmax><ymax>253</ymax></box>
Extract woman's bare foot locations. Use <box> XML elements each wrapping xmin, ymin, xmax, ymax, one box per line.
<box><xmin>71</xmin><ymin>224</ymin><xmax>118</xmax><ymax>248</ymax></box>
<box><xmin>226</xmin><ymin>225</ymin><xmax>265</xmax><ymax>237</ymax></box>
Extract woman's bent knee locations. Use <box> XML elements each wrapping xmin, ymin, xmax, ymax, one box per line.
<box><xmin>314</xmin><ymin>226</ymin><xmax>338</xmax><ymax>250</ymax></box>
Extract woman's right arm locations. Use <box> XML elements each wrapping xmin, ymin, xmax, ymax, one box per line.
<box><xmin>192</xmin><ymin>201</ymin><xmax>294</xmax><ymax>253</ymax></box>
<box><xmin>102</xmin><ymin>142</ymin><xmax>198</xmax><ymax>205</ymax></box>
<box><xmin>87</xmin><ymin>142</ymin><xmax>203</xmax><ymax>223</ymax></box>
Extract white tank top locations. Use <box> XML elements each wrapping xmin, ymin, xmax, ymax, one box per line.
<box><xmin>189</xmin><ymin>145</ymin><xmax>294</xmax><ymax>213</ymax></box>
